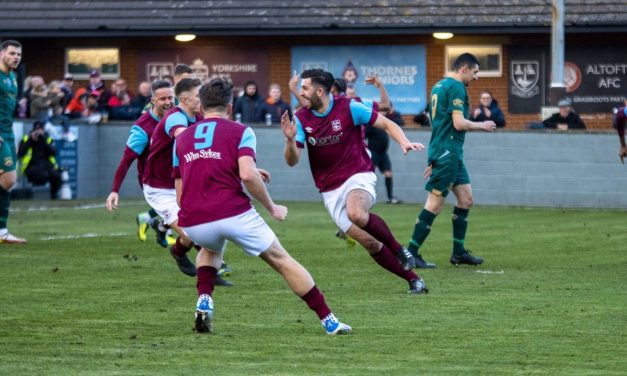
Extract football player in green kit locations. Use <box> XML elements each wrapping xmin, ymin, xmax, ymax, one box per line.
<box><xmin>407</xmin><ymin>53</ymin><xmax>496</xmax><ymax>267</ymax></box>
<box><xmin>0</xmin><ymin>40</ymin><xmax>26</xmax><ymax>244</ymax></box>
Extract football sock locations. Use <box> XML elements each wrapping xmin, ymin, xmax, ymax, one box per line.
<box><xmin>148</xmin><ymin>208</ymin><xmax>158</xmax><ymax>218</ymax></box>
<box><xmin>452</xmin><ymin>207</ymin><xmax>470</xmax><ymax>256</ymax></box>
<box><xmin>196</xmin><ymin>266</ymin><xmax>217</xmax><ymax>296</ymax></box>
<box><xmin>0</xmin><ymin>186</ymin><xmax>10</xmax><ymax>230</ymax></box>
<box><xmin>300</xmin><ymin>286</ymin><xmax>332</xmax><ymax>320</ymax></box>
<box><xmin>408</xmin><ymin>209</ymin><xmax>437</xmax><ymax>253</ymax></box>
<box><xmin>138</xmin><ymin>212</ymin><xmax>150</xmax><ymax>223</ymax></box>
<box><xmin>385</xmin><ymin>177</ymin><xmax>393</xmax><ymax>200</ymax></box>
<box><xmin>362</xmin><ymin>213</ymin><xmax>403</xmax><ymax>252</ymax></box>
<box><xmin>370</xmin><ymin>244</ymin><xmax>419</xmax><ymax>282</ymax></box>
<box><xmin>172</xmin><ymin>237</ymin><xmax>192</xmax><ymax>257</ymax></box>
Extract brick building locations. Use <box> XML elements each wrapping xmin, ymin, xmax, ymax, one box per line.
<box><xmin>2</xmin><ymin>0</ymin><xmax>626</xmax><ymax>129</ymax></box>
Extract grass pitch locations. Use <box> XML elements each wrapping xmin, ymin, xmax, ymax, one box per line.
<box><xmin>0</xmin><ymin>199</ymin><xmax>625</xmax><ymax>375</ymax></box>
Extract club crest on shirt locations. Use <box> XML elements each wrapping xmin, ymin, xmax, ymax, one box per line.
<box><xmin>331</xmin><ymin>120</ymin><xmax>342</xmax><ymax>132</ymax></box>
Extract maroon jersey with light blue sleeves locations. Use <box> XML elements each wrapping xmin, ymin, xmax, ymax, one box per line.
<box><xmin>173</xmin><ymin>117</ymin><xmax>257</xmax><ymax>227</ymax></box>
<box><xmin>294</xmin><ymin>95</ymin><xmax>377</xmax><ymax>192</ymax></box>
<box><xmin>143</xmin><ymin>106</ymin><xmax>202</xmax><ymax>189</ymax></box>
<box><xmin>110</xmin><ymin>108</ymin><xmax>161</xmax><ymax>192</ymax></box>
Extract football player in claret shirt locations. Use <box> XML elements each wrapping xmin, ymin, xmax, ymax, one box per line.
<box><xmin>407</xmin><ymin>53</ymin><xmax>496</xmax><ymax>268</ymax></box>
<box><xmin>173</xmin><ymin>77</ymin><xmax>351</xmax><ymax>335</ymax></box>
<box><xmin>105</xmin><ymin>80</ymin><xmax>175</xmax><ymax>247</ymax></box>
<box><xmin>142</xmin><ymin>78</ymin><xmax>204</xmax><ymax>277</ymax></box>
<box><xmin>281</xmin><ymin>68</ymin><xmax>429</xmax><ymax>294</ymax></box>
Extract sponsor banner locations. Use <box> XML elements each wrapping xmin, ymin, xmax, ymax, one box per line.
<box><xmin>562</xmin><ymin>47</ymin><xmax>627</xmax><ymax>112</ymax></box>
<box><xmin>509</xmin><ymin>46</ymin><xmax>547</xmax><ymax>114</ymax></box>
<box><xmin>137</xmin><ymin>47</ymin><xmax>269</xmax><ymax>98</ymax></box>
<box><xmin>291</xmin><ymin>45</ymin><xmax>427</xmax><ymax>114</ymax></box>
<box><xmin>510</xmin><ymin>46</ymin><xmax>627</xmax><ymax>113</ymax></box>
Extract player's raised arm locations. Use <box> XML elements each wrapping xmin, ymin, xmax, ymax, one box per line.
<box><xmin>365</xmin><ymin>75</ymin><xmax>390</xmax><ymax>112</ymax></box>
<box><xmin>372</xmin><ymin>113</ymin><xmax>424</xmax><ymax>154</ymax></box>
<box><xmin>281</xmin><ymin>110</ymin><xmax>301</xmax><ymax>166</ymax></box>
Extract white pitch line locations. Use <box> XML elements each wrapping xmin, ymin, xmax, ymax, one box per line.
<box><xmin>41</xmin><ymin>232</ymin><xmax>131</xmax><ymax>241</ymax></box>
<box><xmin>475</xmin><ymin>270</ymin><xmax>505</xmax><ymax>275</ymax></box>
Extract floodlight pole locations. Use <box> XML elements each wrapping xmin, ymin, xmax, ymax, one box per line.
<box><xmin>549</xmin><ymin>0</ymin><xmax>566</xmax><ymax>105</ymax></box>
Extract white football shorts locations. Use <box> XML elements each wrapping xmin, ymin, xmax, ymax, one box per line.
<box><xmin>143</xmin><ymin>184</ymin><xmax>179</xmax><ymax>226</ymax></box>
<box><xmin>182</xmin><ymin>207</ymin><xmax>276</xmax><ymax>257</ymax></box>
<box><xmin>321</xmin><ymin>171</ymin><xmax>377</xmax><ymax>233</ymax></box>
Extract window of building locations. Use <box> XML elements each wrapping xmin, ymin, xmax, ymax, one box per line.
<box><xmin>65</xmin><ymin>48</ymin><xmax>120</xmax><ymax>79</ymax></box>
<box><xmin>445</xmin><ymin>45</ymin><xmax>502</xmax><ymax>77</ymax></box>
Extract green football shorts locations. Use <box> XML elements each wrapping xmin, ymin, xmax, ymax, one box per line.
<box><xmin>424</xmin><ymin>152</ymin><xmax>470</xmax><ymax>197</ymax></box>
<box><xmin>0</xmin><ymin>133</ymin><xmax>17</xmax><ymax>173</ymax></box>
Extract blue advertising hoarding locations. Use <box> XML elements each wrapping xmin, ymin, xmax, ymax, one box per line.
<box><xmin>291</xmin><ymin>45</ymin><xmax>426</xmax><ymax>115</ymax></box>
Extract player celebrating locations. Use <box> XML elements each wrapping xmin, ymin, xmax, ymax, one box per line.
<box><xmin>0</xmin><ymin>40</ymin><xmax>26</xmax><ymax>244</ymax></box>
<box><xmin>406</xmin><ymin>53</ymin><xmax>496</xmax><ymax>267</ymax></box>
<box><xmin>142</xmin><ymin>78</ymin><xmax>203</xmax><ymax>277</ymax></box>
<box><xmin>174</xmin><ymin>77</ymin><xmax>351</xmax><ymax>335</ymax></box>
<box><xmin>281</xmin><ymin>69</ymin><xmax>429</xmax><ymax>294</ymax></box>
<box><xmin>105</xmin><ymin>80</ymin><xmax>174</xmax><ymax>247</ymax></box>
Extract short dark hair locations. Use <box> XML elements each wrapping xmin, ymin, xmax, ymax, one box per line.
<box><xmin>452</xmin><ymin>53</ymin><xmax>480</xmax><ymax>71</ymax></box>
<box><xmin>332</xmin><ymin>78</ymin><xmax>347</xmax><ymax>94</ymax></box>
<box><xmin>174</xmin><ymin>64</ymin><xmax>192</xmax><ymax>76</ymax></box>
<box><xmin>301</xmin><ymin>69</ymin><xmax>334</xmax><ymax>93</ymax></box>
<box><xmin>1</xmin><ymin>40</ymin><xmax>21</xmax><ymax>51</ymax></box>
<box><xmin>174</xmin><ymin>78</ymin><xmax>201</xmax><ymax>97</ymax></box>
<box><xmin>199</xmin><ymin>77</ymin><xmax>233</xmax><ymax>110</ymax></box>
<box><xmin>151</xmin><ymin>79</ymin><xmax>171</xmax><ymax>94</ymax></box>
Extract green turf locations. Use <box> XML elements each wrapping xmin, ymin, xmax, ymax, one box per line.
<box><xmin>1</xmin><ymin>199</ymin><xmax>625</xmax><ymax>375</ymax></box>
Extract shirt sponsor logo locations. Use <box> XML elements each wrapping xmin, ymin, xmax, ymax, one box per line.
<box><xmin>511</xmin><ymin>61</ymin><xmax>540</xmax><ymax>98</ymax></box>
<box><xmin>183</xmin><ymin>149</ymin><xmax>222</xmax><ymax>162</ymax></box>
<box><xmin>308</xmin><ymin>133</ymin><xmax>343</xmax><ymax>146</ymax></box>
<box><xmin>331</xmin><ymin>119</ymin><xmax>342</xmax><ymax>132</ymax></box>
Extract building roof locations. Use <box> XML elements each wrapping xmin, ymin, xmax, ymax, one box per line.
<box><xmin>3</xmin><ymin>0</ymin><xmax>626</xmax><ymax>37</ymax></box>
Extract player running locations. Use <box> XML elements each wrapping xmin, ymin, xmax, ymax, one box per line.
<box><xmin>281</xmin><ymin>69</ymin><xmax>429</xmax><ymax>294</ymax></box>
<box><xmin>105</xmin><ymin>80</ymin><xmax>175</xmax><ymax>247</ymax></box>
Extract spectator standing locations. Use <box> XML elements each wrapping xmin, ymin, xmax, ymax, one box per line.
<box><xmin>233</xmin><ymin>81</ymin><xmax>262</xmax><ymax>123</ymax></box>
<box><xmin>130</xmin><ymin>81</ymin><xmax>151</xmax><ymax>112</ymax></box>
<box><xmin>22</xmin><ymin>75</ymin><xmax>44</xmax><ymax>119</ymax></box>
<box><xmin>470</xmin><ymin>91</ymin><xmax>506</xmax><ymax>128</ymax></box>
<box><xmin>17</xmin><ymin>121</ymin><xmax>61</xmax><ymax>199</ymax></box>
<box><xmin>59</xmin><ymin>73</ymin><xmax>74</xmax><ymax>110</ymax></box>
<box><xmin>542</xmin><ymin>99</ymin><xmax>586</xmax><ymax>130</ymax></box>
<box><xmin>0</xmin><ymin>40</ymin><xmax>26</xmax><ymax>243</ymax></box>
<box><xmin>86</xmin><ymin>69</ymin><xmax>111</xmax><ymax>115</ymax></box>
<box><xmin>109</xmin><ymin>78</ymin><xmax>142</xmax><ymax>120</ymax></box>
<box><xmin>29</xmin><ymin>82</ymin><xmax>51</xmax><ymax>122</ymax></box>
<box><xmin>256</xmin><ymin>84</ymin><xmax>291</xmax><ymax>124</ymax></box>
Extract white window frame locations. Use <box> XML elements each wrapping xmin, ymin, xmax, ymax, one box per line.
<box><xmin>65</xmin><ymin>48</ymin><xmax>120</xmax><ymax>80</ymax></box>
<box><xmin>445</xmin><ymin>45</ymin><xmax>502</xmax><ymax>77</ymax></box>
